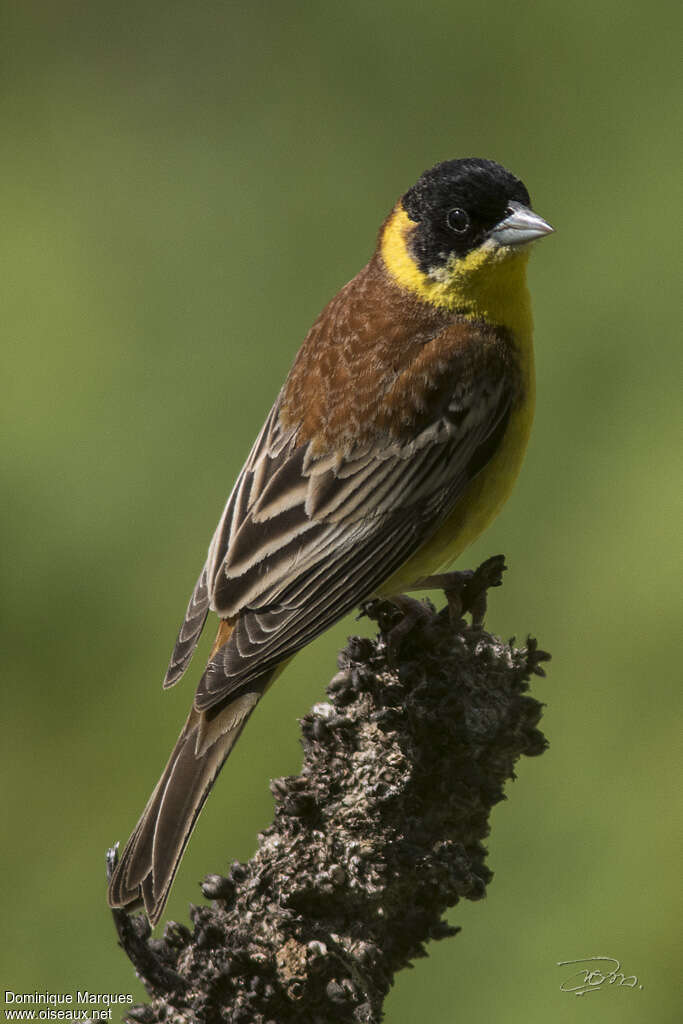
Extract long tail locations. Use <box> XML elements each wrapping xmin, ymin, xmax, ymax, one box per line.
<box><xmin>108</xmin><ymin>622</ymin><xmax>273</xmax><ymax>925</ymax></box>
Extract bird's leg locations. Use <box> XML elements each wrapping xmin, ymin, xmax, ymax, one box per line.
<box><xmin>359</xmin><ymin>556</ymin><xmax>506</xmax><ymax>663</ymax></box>
<box><xmin>410</xmin><ymin>571</ymin><xmax>472</xmax><ymax>626</ymax></box>
<box><xmin>359</xmin><ymin>595</ymin><xmax>433</xmax><ymax>667</ymax></box>
<box><xmin>382</xmin><ymin>595</ymin><xmax>434</xmax><ymax>665</ymax></box>
<box><xmin>409</xmin><ymin>555</ymin><xmax>507</xmax><ymax>628</ymax></box>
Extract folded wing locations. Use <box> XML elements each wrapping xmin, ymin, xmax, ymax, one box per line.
<box><xmin>191</xmin><ymin>367</ymin><xmax>513</xmax><ymax>709</ymax></box>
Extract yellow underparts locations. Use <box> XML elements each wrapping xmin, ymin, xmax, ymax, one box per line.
<box><xmin>377</xmin><ymin>205</ymin><xmax>536</xmax><ymax>595</ymax></box>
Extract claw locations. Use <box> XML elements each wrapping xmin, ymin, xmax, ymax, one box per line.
<box><xmin>383</xmin><ymin>596</ymin><xmax>433</xmax><ymax>666</ymax></box>
<box><xmin>361</xmin><ymin>557</ymin><xmax>507</xmax><ymax>662</ymax></box>
<box><xmin>361</xmin><ymin>595</ymin><xmax>433</xmax><ymax>666</ymax></box>
<box><xmin>408</xmin><ymin>555</ymin><xmax>507</xmax><ymax>628</ymax></box>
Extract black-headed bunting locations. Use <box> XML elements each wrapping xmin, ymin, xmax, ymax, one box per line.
<box><xmin>108</xmin><ymin>158</ymin><xmax>553</xmax><ymax>924</ymax></box>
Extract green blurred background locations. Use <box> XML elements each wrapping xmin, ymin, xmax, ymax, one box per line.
<box><xmin>2</xmin><ymin>1</ymin><xmax>680</xmax><ymax>1020</ymax></box>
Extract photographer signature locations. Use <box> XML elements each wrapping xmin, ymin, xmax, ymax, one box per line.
<box><xmin>557</xmin><ymin>956</ymin><xmax>642</xmax><ymax>996</ymax></box>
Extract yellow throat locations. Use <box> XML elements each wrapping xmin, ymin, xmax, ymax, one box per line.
<box><xmin>381</xmin><ymin>205</ymin><xmax>533</xmax><ymax>339</ymax></box>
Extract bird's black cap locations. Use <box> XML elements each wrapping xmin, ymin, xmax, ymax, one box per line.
<box><xmin>401</xmin><ymin>158</ymin><xmax>532</xmax><ymax>272</ymax></box>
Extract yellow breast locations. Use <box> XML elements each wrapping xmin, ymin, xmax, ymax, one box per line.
<box><xmin>377</xmin><ymin>382</ymin><xmax>534</xmax><ymax>596</ymax></box>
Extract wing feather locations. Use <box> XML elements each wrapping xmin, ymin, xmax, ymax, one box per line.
<box><xmin>162</xmin><ymin>566</ymin><xmax>210</xmax><ymax>689</ymax></box>
<box><xmin>195</xmin><ymin>511</ymin><xmax>422</xmax><ymax>709</ymax></box>
<box><xmin>191</xmin><ymin>373</ymin><xmax>512</xmax><ymax>709</ymax></box>
<box><xmin>165</xmin><ymin>340</ymin><xmax>515</xmax><ymax>703</ymax></box>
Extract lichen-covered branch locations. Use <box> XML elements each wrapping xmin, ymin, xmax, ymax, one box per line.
<box><xmin>108</xmin><ymin>558</ymin><xmax>549</xmax><ymax>1024</ymax></box>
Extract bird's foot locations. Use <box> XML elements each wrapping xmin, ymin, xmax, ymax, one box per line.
<box><xmin>409</xmin><ymin>554</ymin><xmax>507</xmax><ymax>628</ymax></box>
<box><xmin>359</xmin><ymin>595</ymin><xmax>434</xmax><ymax>667</ymax></box>
<box><xmin>359</xmin><ymin>555</ymin><xmax>506</xmax><ymax>663</ymax></box>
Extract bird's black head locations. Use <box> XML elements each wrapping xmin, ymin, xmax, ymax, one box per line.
<box><xmin>401</xmin><ymin>158</ymin><xmax>534</xmax><ymax>275</ymax></box>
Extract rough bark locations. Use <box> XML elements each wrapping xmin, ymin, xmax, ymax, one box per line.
<box><xmin>108</xmin><ymin>557</ymin><xmax>549</xmax><ymax>1024</ymax></box>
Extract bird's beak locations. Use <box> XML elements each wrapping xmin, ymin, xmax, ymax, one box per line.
<box><xmin>489</xmin><ymin>201</ymin><xmax>554</xmax><ymax>247</ymax></box>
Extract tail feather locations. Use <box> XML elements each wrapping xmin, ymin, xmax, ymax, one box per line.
<box><xmin>108</xmin><ymin>684</ymin><xmax>266</xmax><ymax>925</ymax></box>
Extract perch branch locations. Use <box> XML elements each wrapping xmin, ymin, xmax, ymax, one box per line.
<box><xmin>107</xmin><ymin>557</ymin><xmax>549</xmax><ymax>1024</ymax></box>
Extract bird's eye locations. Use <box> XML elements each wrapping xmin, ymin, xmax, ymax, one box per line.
<box><xmin>446</xmin><ymin>207</ymin><xmax>470</xmax><ymax>234</ymax></box>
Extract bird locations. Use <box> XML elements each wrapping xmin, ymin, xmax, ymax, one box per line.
<box><xmin>107</xmin><ymin>157</ymin><xmax>553</xmax><ymax>925</ymax></box>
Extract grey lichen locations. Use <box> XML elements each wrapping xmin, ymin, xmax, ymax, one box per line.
<box><xmin>109</xmin><ymin>559</ymin><xmax>549</xmax><ymax>1023</ymax></box>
